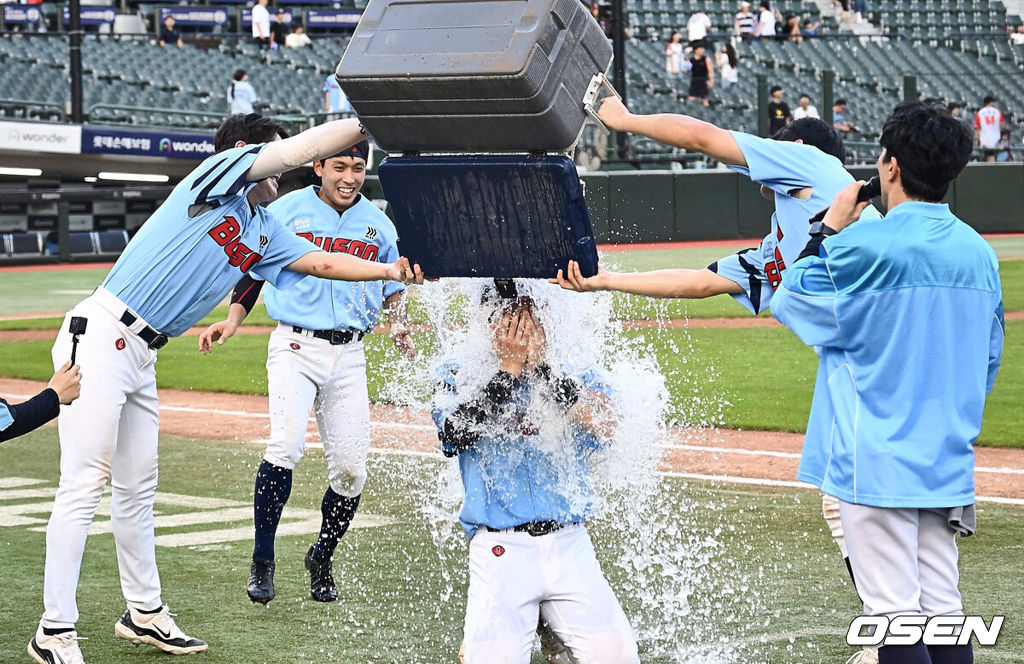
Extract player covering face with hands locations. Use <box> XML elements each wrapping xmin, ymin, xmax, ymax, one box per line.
<box><xmin>199</xmin><ymin>140</ymin><xmax>415</xmax><ymax>606</ymax></box>
<box><xmin>433</xmin><ymin>284</ymin><xmax>638</xmax><ymax>664</ymax></box>
<box><xmin>29</xmin><ymin>113</ymin><xmax>422</xmax><ymax>664</ymax></box>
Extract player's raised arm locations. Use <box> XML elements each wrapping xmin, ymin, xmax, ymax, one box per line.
<box><xmin>248</xmin><ymin>118</ymin><xmax>367</xmax><ymax>182</ymax></box>
<box><xmin>598</xmin><ymin>96</ymin><xmax>746</xmax><ymax>166</ymax></box>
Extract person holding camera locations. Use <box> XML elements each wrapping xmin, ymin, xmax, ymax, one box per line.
<box><xmin>1</xmin><ymin>362</ymin><xmax>81</xmax><ymax>444</ymax></box>
<box><xmin>772</xmin><ymin>101</ymin><xmax>1004</xmax><ymax>664</ymax></box>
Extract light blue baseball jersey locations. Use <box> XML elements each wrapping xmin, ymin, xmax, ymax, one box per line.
<box><xmin>324</xmin><ymin>76</ymin><xmax>351</xmax><ymax>113</ymax></box>
<box><xmin>432</xmin><ymin>363</ymin><xmax>606</xmax><ymax>540</ymax></box>
<box><xmin>102</xmin><ymin>144</ymin><xmax>317</xmax><ymax>337</ymax></box>
<box><xmin>263</xmin><ymin>187</ymin><xmax>403</xmax><ymax>332</ymax></box>
<box><xmin>713</xmin><ymin>132</ymin><xmax>882</xmax><ymax>314</ymax></box>
<box><xmin>772</xmin><ymin>202</ymin><xmax>1004</xmax><ymax>508</ymax></box>
<box><xmin>0</xmin><ymin>402</ymin><xmax>13</xmax><ymax>433</ymax></box>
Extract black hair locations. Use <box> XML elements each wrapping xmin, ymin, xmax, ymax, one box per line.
<box><xmin>799</xmin><ymin>93</ymin><xmax>811</xmax><ymax>101</ymax></box>
<box><xmin>772</xmin><ymin>117</ymin><xmax>847</xmax><ymax>164</ymax></box>
<box><xmin>948</xmin><ymin>102</ymin><xmax>961</xmax><ymax>112</ymax></box>
<box><xmin>834</xmin><ymin>98</ymin><xmax>846</xmax><ymax>106</ymax></box>
<box><xmin>724</xmin><ymin>43</ymin><xmax>737</xmax><ymax>67</ymax></box>
<box><xmin>879</xmin><ymin>101</ymin><xmax>973</xmax><ymax>202</ymax></box>
<box><xmin>983</xmin><ymin>94</ymin><xmax>995</xmax><ymax>105</ymax></box>
<box><xmin>230</xmin><ymin>69</ymin><xmax>247</xmax><ymax>100</ymax></box>
<box><xmin>769</xmin><ymin>85</ymin><xmax>782</xmax><ymax>95</ymax></box>
<box><xmin>760</xmin><ymin>0</ymin><xmax>770</xmax><ymax>9</ymax></box>
<box><xmin>214</xmin><ymin>113</ymin><xmax>288</xmax><ymax>153</ymax></box>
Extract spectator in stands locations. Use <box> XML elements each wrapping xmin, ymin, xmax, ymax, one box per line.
<box><xmin>229</xmin><ymin>69</ymin><xmax>259</xmax><ymax>115</ymax></box>
<box><xmin>995</xmin><ymin>130</ymin><xmax>1013</xmax><ymax>162</ymax></box>
<box><xmin>687</xmin><ymin>9</ymin><xmax>712</xmax><ymax>44</ymax></box>
<box><xmin>853</xmin><ymin>0</ymin><xmax>868</xmax><ymax>24</ymax></box>
<box><xmin>794</xmin><ymin>94</ymin><xmax>819</xmax><ymax>120</ymax></box>
<box><xmin>665</xmin><ymin>31</ymin><xmax>684</xmax><ymax>78</ymax></box>
<box><xmin>975</xmin><ymin>95</ymin><xmax>1005</xmax><ymax>162</ymax></box>
<box><xmin>832</xmin><ymin>99</ymin><xmax>858</xmax><ymax>134</ymax></box>
<box><xmin>686</xmin><ymin>41</ymin><xmax>714</xmax><ymax>106</ymax></box>
<box><xmin>801</xmin><ymin>19</ymin><xmax>821</xmax><ymax>37</ymax></box>
<box><xmin>949</xmin><ymin>102</ymin><xmax>974</xmax><ymax>138</ymax></box>
<box><xmin>1011</xmin><ymin>25</ymin><xmax>1024</xmax><ymax>45</ymax></box>
<box><xmin>783</xmin><ymin>14</ymin><xmax>802</xmax><ymax>42</ymax></box>
<box><xmin>325</xmin><ymin>74</ymin><xmax>352</xmax><ymax>118</ymax></box>
<box><xmin>285</xmin><ymin>26</ymin><xmax>312</xmax><ymax>49</ymax></box>
<box><xmin>753</xmin><ymin>0</ymin><xmax>776</xmax><ymax>40</ymax></box>
<box><xmin>768</xmin><ymin>85</ymin><xmax>791</xmax><ymax>135</ymax></box>
<box><xmin>833</xmin><ymin>0</ymin><xmax>853</xmax><ymax>31</ymax></box>
<box><xmin>734</xmin><ymin>1</ymin><xmax>756</xmax><ymax>39</ymax></box>
<box><xmin>270</xmin><ymin>10</ymin><xmax>289</xmax><ymax>50</ymax></box>
<box><xmin>251</xmin><ymin>0</ymin><xmax>271</xmax><ymax>49</ymax></box>
<box><xmin>716</xmin><ymin>43</ymin><xmax>738</xmax><ymax>90</ymax></box>
<box><xmin>158</xmin><ymin>15</ymin><xmax>183</xmax><ymax>49</ymax></box>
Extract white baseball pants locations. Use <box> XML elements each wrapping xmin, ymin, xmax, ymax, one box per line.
<box><xmin>462</xmin><ymin>524</ymin><xmax>639</xmax><ymax>664</ymax></box>
<box><xmin>839</xmin><ymin>501</ymin><xmax>963</xmax><ymax>619</ymax></box>
<box><xmin>42</xmin><ymin>288</ymin><xmax>163</xmax><ymax>628</ymax></box>
<box><xmin>263</xmin><ymin>323</ymin><xmax>371</xmax><ymax>497</ymax></box>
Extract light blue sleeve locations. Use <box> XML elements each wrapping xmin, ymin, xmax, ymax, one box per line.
<box><xmin>189</xmin><ymin>144</ymin><xmax>264</xmax><ymax>203</ymax></box>
<box><xmin>771</xmin><ymin>254</ymin><xmax>844</xmax><ymax>349</ymax></box>
<box><xmin>727</xmin><ymin>131</ymin><xmax>838</xmax><ymax>194</ymax></box>
<box><xmin>381</xmin><ymin>237</ymin><xmax>405</xmax><ymax>300</ymax></box>
<box><xmin>323</xmin><ymin>76</ymin><xmax>332</xmax><ymax>93</ymax></box>
<box><xmin>249</xmin><ymin>215</ymin><xmax>317</xmax><ymax>289</ymax></box>
<box><xmin>988</xmin><ymin>301</ymin><xmax>1004</xmax><ymax>394</ymax></box>
<box><xmin>431</xmin><ymin>363</ymin><xmax>463</xmax><ymax>456</ymax></box>
<box><xmin>0</xmin><ymin>402</ymin><xmax>13</xmax><ymax>433</ymax></box>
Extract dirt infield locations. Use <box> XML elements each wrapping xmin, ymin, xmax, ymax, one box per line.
<box><xmin>3</xmin><ymin>376</ymin><xmax>1022</xmax><ymax>501</ymax></box>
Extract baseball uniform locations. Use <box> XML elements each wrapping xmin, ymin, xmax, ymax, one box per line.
<box><xmin>247</xmin><ymin>186</ymin><xmax>402</xmax><ymax>590</ymax></box>
<box><xmin>975</xmin><ymin>105</ymin><xmax>1003</xmax><ymax>150</ymax></box>
<box><xmin>709</xmin><ymin>132</ymin><xmax>881</xmax><ymax>314</ymax></box>
<box><xmin>37</xmin><ymin>144</ymin><xmax>315</xmax><ymax>641</ymax></box>
<box><xmin>773</xmin><ymin>202</ymin><xmax>1003</xmax><ymax>627</ymax></box>
<box><xmin>432</xmin><ymin>361</ymin><xmax>639</xmax><ymax>664</ymax></box>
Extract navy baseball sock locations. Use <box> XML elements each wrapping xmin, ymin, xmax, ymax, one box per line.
<box><xmin>42</xmin><ymin>627</ymin><xmax>75</xmax><ymax>636</ymax></box>
<box><xmin>252</xmin><ymin>461</ymin><xmax>293</xmax><ymax>562</ymax></box>
<box><xmin>878</xmin><ymin>643</ymin><xmax>932</xmax><ymax>664</ymax></box>
<box><xmin>927</xmin><ymin>644</ymin><xmax>973</xmax><ymax>664</ymax></box>
<box><xmin>309</xmin><ymin>488</ymin><xmax>361</xmax><ymax>563</ymax></box>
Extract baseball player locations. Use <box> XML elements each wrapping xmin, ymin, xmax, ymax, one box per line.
<box><xmin>773</xmin><ymin>101</ymin><xmax>1001</xmax><ymax>664</ymax></box>
<box><xmin>433</xmin><ymin>283</ymin><xmax>639</xmax><ymax>664</ymax></box>
<box><xmin>551</xmin><ymin>95</ymin><xmax>880</xmax><ymax>315</ymax></box>
<box><xmin>0</xmin><ymin>362</ymin><xmax>80</xmax><ymax>444</ymax></box>
<box><xmin>198</xmin><ymin>140</ymin><xmax>413</xmax><ymax>605</ymax></box>
<box><xmin>29</xmin><ymin>113</ymin><xmax>419</xmax><ymax>664</ymax></box>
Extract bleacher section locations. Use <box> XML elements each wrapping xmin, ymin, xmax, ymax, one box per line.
<box><xmin>1</xmin><ymin>1</ymin><xmax>1023</xmax><ymax>164</ymax></box>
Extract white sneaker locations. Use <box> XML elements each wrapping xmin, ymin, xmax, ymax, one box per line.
<box><xmin>28</xmin><ymin>626</ymin><xmax>87</xmax><ymax>664</ymax></box>
<box><xmin>114</xmin><ymin>605</ymin><xmax>208</xmax><ymax>655</ymax></box>
<box><xmin>845</xmin><ymin>646</ymin><xmax>879</xmax><ymax>664</ymax></box>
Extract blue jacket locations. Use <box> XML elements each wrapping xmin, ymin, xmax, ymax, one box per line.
<box><xmin>772</xmin><ymin>202</ymin><xmax>1003</xmax><ymax>508</ymax></box>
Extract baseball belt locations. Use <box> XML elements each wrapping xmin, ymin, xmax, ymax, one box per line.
<box><xmin>485</xmin><ymin>520</ymin><xmax>567</xmax><ymax>537</ymax></box>
<box><xmin>292</xmin><ymin>326</ymin><xmax>365</xmax><ymax>345</ymax></box>
<box><xmin>119</xmin><ymin>311</ymin><xmax>169</xmax><ymax>350</ymax></box>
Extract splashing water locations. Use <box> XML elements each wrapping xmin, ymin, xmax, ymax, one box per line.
<box><xmin>374</xmin><ymin>278</ymin><xmax>774</xmax><ymax>663</ymax></box>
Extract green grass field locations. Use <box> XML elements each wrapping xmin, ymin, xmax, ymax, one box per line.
<box><xmin>1</xmin><ymin>431</ymin><xmax>1021</xmax><ymax>664</ymax></box>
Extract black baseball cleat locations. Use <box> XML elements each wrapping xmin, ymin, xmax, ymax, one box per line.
<box><xmin>305</xmin><ymin>546</ymin><xmax>339</xmax><ymax>603</ymax></box>
<box><xmin>114</xmin><ymin>606</ymin><xmax>207</xmax><ymax>655</ymax></box>
<box><xmin>247</xmin><ymin>558</ymin><xmax>276</xmax><ymax>604</ymax></box>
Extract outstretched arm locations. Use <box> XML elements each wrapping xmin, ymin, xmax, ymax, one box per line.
<box><xmin>198</xmin><ymin>275</ymin><xmax>262</xmax><ymax>353</ymax></box>
<box><xmin>248</xmin><ymin>118</ymin><xmax>366</xmax><ymax>181</ymax></box>
<box><xmin>599</xmin><ymin>97</ymin><xmax>746</xmax><ymax>165</ymax></box>
<box><xmin>550</xmin><ymin>260</ymin><xmax>743</xmax><ymax>298</ymax></box>
<box><xmin>287</xmin><ymin>252</ymin><xmax>419</xmax><ymax>284</ymax></box>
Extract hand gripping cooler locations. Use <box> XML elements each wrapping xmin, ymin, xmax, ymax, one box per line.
<box><xmin>337</xmin><ymin>0</ymin><xmax>612</xmax><ymax>277</ymax></box>
<box><xmin>335</xmin><ymin>0</ymin><xmax>613</xmax><ymax>153</ymax></box>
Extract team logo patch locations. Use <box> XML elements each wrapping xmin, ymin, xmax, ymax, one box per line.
<box><xmin>259</xmin><ymin>234</ymin><xmax>269</xmax><ymax>250</ymax></box>
<box><xmin>115</xmin><ymin>338</ymin><xmax>126</xmax><ymax>351</ymax></box>
<box><xmin>365</xmin><ymin>226</ymin><xmax>378</xmax><ymax>240</ymax></box>
<box><xmin>491</xmin><ymin>545</ymin><xmax>505</xmax><ymax>558</ymax></box>
<box><xmin>289</xmin><ymin>342</ymin><xmax>301</xmax><ymax>350</ymax></box>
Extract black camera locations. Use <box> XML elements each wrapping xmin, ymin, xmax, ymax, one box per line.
<box><xmin>809</xmin><ymin>177</ymin><xmax>880</xmax><ymax>223</ymax></box>
<box><xmin>69</xmin><ymin>316</ymin><xmax>88</xmax><ymax>336</ymax></box>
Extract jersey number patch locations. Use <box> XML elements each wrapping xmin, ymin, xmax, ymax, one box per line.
<box><xmin>208</xmin><ymin>217</ymin><xmax>263</xmax><ymax>273</ymax></box>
